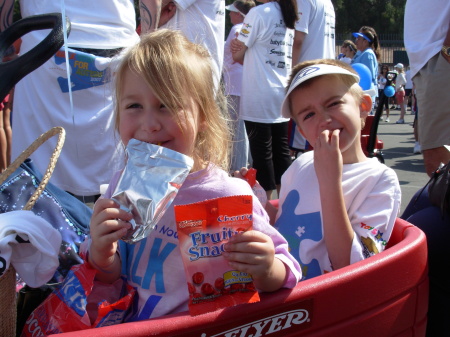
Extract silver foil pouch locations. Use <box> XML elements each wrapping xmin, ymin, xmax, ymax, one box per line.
<box><xmin>111</xmin><ymin>139</ymin><xmax>194</xmax><ymax>244</ymax></box>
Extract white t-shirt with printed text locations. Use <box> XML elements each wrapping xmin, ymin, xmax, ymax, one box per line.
<box><xmin>162</xmin><ymin>0</ymin><xmax>225</xmax><ymax>87</ymax></box>
<box><xmin>12</xmin><ymin>0</ymin><xmax>139</xmax><ymax>196</ymax></box>
<box><xmin>238</xmin><ymin>2</ymin><xmax>293</xmax><ymax>123</ymax></box>
<box><xmin>294</xmin><ymin>0</ymin><xmax>336</xmax><ymax>63</ymax></box>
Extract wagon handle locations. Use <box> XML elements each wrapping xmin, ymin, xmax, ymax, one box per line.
<box><xmin>0</xmin><ymin>13</ymin><xmax>71</xmax><ymax>102</ymax></box>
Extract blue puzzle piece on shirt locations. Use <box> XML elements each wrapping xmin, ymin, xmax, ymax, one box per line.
<box><xmin>276</xmin><ymin>189</ymin><xmax>323</xmax><ymax>280</ymax></box>
<box><xmin>55</xmin><ymin>50</ymin><xmax>111</xmax><ymax>93</ymax></box>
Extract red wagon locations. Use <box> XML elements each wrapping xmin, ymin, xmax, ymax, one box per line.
<box><xmin>54</xmin><ymin>218</ymin><xmax>428</xmax><ymax>337</ymax></box>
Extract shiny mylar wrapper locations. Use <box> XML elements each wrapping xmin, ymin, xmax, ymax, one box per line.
<box><xmin>111</xmin><ymin>139</ymin><xmax>193</xmax><ymax>244</ymax></box>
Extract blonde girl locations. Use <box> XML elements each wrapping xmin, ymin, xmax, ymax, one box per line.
<box><xmin>86</xmin><ymin>29</ymin><xmax>301</xmax><ymax>322</ymax></box>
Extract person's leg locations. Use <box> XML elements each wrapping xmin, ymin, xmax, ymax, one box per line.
<box><xmin>401</xmin><ymin>187</ymin><xmax>450</xmax><ymax>337</ymax></box>
<box><xmin>414</xmin><ymin>53</ymin><xmax>450</xmax><ymax>176</ymax></box>
<box><xmin>399</xmin><ymin>92</ymin><xmax>406</xmax><ymax>119</ymax></box>
<box><xmin>228</xmin><ymin>95</ymin><xmax>249</xmax><ymax>172</ymax></box>
<box><xmin>405</xmin><ymin>89</ymin><xmax>412</xmax><ymax>110</ymax></box>
<box><xmin>270</xmin><ymin>121</ymin><xmax>292</xmax><ymax>196</ymax></box>
<box><xmin>413</xmin><ymin>109</ymin><xmax>421</xmax><ymax>154</ymax></box>
<box><xmin>378</xmin><ymin>89</ymin><xmax>384</xmax><ymax>120</ymax></box>
<box><xmin>395</xmin><ymin>90</ymin><xmax>406</xmax><ymax>123</ymax></box>
<box><xmin>244</xmin><ymin>121</ymin><xmax>275</xmax><ymax>199</ymax></box>
<box><xmin>405</xmin><ymin>209</ymin><xmax>450</xmax><ymax>336</ymax></box>
<box><xmin>401</xmin><ymin>185</ymin><xmax>431</xmax><ymax>220</ymax></box>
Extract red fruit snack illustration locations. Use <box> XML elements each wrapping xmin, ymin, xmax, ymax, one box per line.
<box><xmin>175</xmin><ymin>195</ymin><xmax>260</xmax><ymax>316</ymax></box>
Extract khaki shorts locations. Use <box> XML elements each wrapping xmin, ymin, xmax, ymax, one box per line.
<box><xmin>413</xmin><ymin>52</ymin><xmax>450</xmax><ymax>150</ymax></box>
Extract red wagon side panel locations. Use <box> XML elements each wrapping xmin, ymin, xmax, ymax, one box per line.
<box><xmin>53</xmin><ymin>218</ymin><xmax>428</xmax><ymax>337</ymax></box>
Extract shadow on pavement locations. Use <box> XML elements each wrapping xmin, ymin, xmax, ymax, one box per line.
<box><xmin>388</xmin><ymin>159</ymin><xmax>424</xmax><ymax>173</ymax></box>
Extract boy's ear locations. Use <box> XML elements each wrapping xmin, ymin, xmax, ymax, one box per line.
<box><xmin>360</xmin><ymin>94</ymin><xmax>372</xmax><ymax>118</ymax></box>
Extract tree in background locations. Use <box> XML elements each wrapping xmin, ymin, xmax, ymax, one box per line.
<box><xmin>332</xmin><ymin>0</ymin><xmax>406</xmax><ymax>36</ymax></box>
<box><xmin>223</xmin><ymin>0</ymin><xmax>406</xmax><ymax>38</ymax></box>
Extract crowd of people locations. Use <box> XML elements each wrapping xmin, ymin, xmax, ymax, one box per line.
<box><xmin>0</xmin><ymin>0</ymin><xmax>449</xmax><ymax>336</ymax></box>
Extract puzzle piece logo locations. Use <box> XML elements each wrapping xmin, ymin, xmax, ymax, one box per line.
<box><xmin>275</xmin><ymin>189</ymin><xmax>323</xmax><ymax>280</ymax></box>
<box><xmin>295</xmin><ymin>225</ymin><xmax>306</xmax><ymax>237</ymax></box>
<box><xmin>54</xmin><ymin>50</ymin><xmax>111</xmax><ymax>93</ymax></box>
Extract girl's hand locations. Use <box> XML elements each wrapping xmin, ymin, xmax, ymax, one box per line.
<box><xmin>313</xmin><ymin>129</ymin><xmax>343</xmax><ymax>186</ymax></box>
<box><xmin>232</xmin><ymin>166</ymin><xmax>248</xmax><ymax>180</ymax></box>
<box><xmin>232</xmin><ymin>168</ymin><xmax>268</xmax><ymax>208</ymax></box>
<box><xmin>223</xmin><ymin>230</ymin><xmax>287</xmax><ymax>292</ymax></box>
<box><xmin>89</xmin><ymin>198</ymin><xmax>132</xmax><ymax>271</ymax></box>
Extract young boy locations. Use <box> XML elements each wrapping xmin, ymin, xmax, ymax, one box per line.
<box><xmin>269</xmin><ymin>59</ymin><xmax>401</xmax><ymax>280</ymax></box>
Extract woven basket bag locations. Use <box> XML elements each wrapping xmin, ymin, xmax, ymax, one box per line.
<box><xmin>0</xmin><ymin>126</ymin><xmax>65</xmax><ymax>336</ymax></box>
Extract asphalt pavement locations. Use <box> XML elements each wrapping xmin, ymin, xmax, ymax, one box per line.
<box><xmin>373</xmin><ymin>107</ymin><xmax>429</xmax><ymax>214</ymax></box>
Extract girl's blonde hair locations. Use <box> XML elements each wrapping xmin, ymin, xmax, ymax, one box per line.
<box><xmin>114</xmin><ymin>29</ymin><xmax>230</xmax><ymax>172</ymax></box>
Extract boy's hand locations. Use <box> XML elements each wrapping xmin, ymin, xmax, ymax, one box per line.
<box><xmin>89</xmin><ymin>198</ymin><xmax>132</xmax><ymax>270</ymax></box>
<box><xmin>313</xmin><ymin>129</ymin><xmax>343</xmax><ymax>185</ymax></box>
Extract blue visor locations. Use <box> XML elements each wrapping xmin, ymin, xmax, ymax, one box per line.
<box><xmin>352</xmin><ymin>32</ymin><xmax>371</xmax><ymax>43</ymax></box>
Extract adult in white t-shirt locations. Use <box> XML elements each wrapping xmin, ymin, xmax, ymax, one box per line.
<box><xmin>3</xmin><ymin>0</ymin><xmax>139</xmax><ymax>200</ymax></box>
<box><xmin>404</xmin><ymin>0</ymin><xmax>450</xmax><ymax>177</ymax></box>
<box><xmin>289</xmin><ymin>0</ymin><xmax>336</xmax><ymax>154</ymax></box>
<box><xmin>393</xmin><ymin>63</ymin><xmax>407</xmax><ymax>124</ymax></box>
<box><xmin>292</xmin><ymin>0</ymin><xmax>336</xmax><ymax>66</ymax></box>
<box><xmin>231</xmin><ymin>0</ymin><xmax>298</xmax><ymax>200</ymax></box>
<box><xmin>140</xmin><ymin>0</ymin><xmax>225</xmax><ymax>87</ymax></box>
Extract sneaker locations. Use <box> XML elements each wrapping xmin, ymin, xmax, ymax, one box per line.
<box><xmin>385</xmin><ymin>118</ymin><xmax>390</xmax><ymax>122</ymax></box>
<box><xmin>380</xmin><ymin>116</ymin><xmax>384</xmax><ymax>121</ymax></box>
<box><xmin>396</xmin><ymin>119</ymin><xmax>404</xmax><ymax>124</ymax></box>
<box><xmin>413</xmin><ymin>142</ymin><xmax>421</xmax><ymax>154</ymax></box>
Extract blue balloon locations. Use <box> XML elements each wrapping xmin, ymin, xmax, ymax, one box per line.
<box><xmin>351</xmin><ymin>63</ymin><xmax>372</xmax><ymax>91</ymax></box>
<box><xmin>384</xmin><ymin>85</ymin><xmax>395</xmax><ymax>97</ymax></box>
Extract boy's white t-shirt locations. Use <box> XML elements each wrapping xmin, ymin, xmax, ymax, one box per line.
<box><xmin>162</xmin><ymin>0</ymin><xmax>225</xmax><ymax>87</ymax></box>
<box><xmin>238</xmin><ymin>2</ymin><xmax>293</xmax><ymax>123</ymax></box>
<box><xmin>275</xmin><ymin>151</ymin><xmax>401</xmax><ymax>280</ymax></box>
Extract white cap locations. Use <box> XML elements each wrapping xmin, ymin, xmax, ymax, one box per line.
<box><xmin>225</xmin><ymin>3</ymin><xmax>245</xmax><ymax>16</ymax></box>
<box><xmin>394</xmin><ymin>63</ymin><xmax>404</xmax><ymax>69</ymax></box>
<box><xmin>281</xmin><ymin>64</ymin><xmax>360</xmax><ymax>118</ymax></box>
